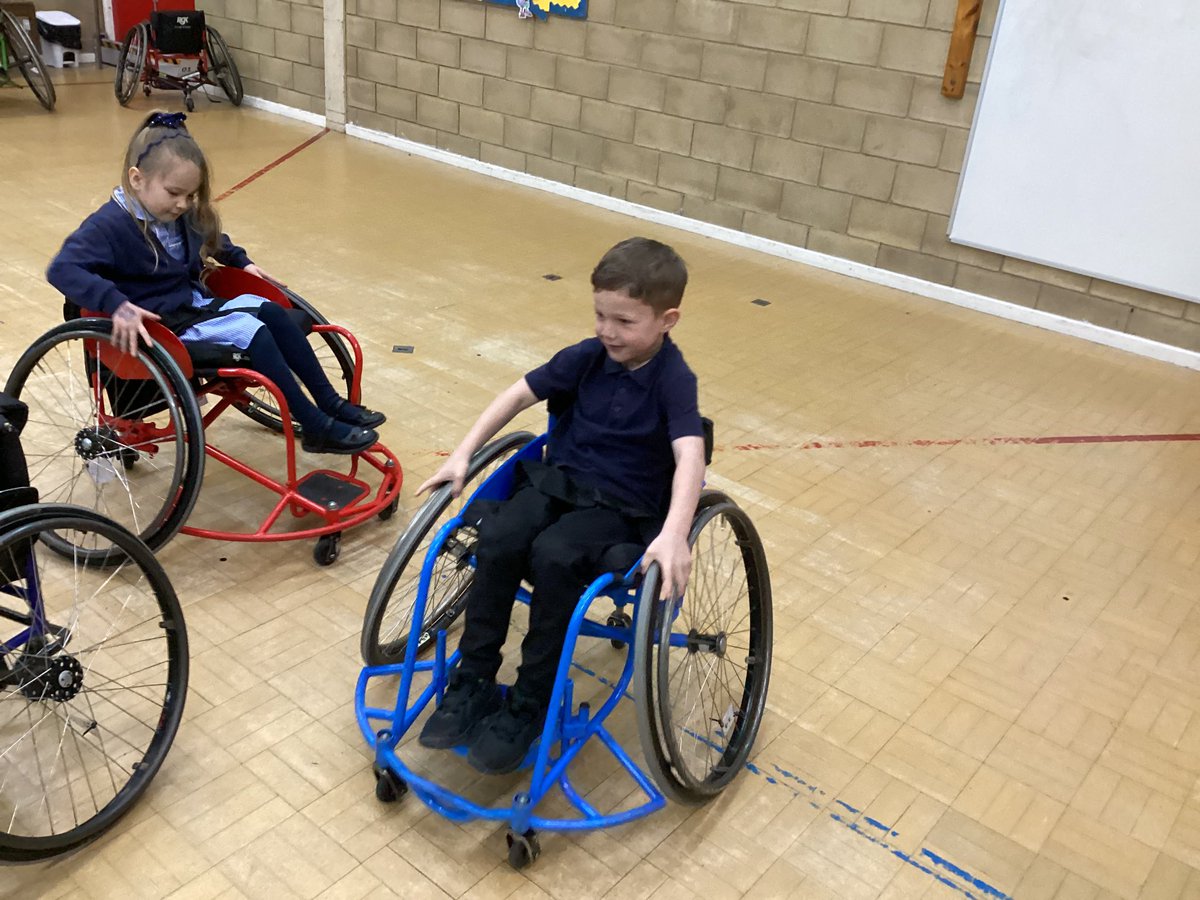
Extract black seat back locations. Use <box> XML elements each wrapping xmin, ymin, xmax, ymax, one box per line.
<box><xmin>152</xmin><ymin>10</ymin><xmax>206</xmax><ymax>54</ymax></box>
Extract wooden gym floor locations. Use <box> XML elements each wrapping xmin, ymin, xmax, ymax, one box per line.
<box><xmin>2</xmin><ymin>71</ymin><xmax>1200</xmax><ymax>899</ymax></box>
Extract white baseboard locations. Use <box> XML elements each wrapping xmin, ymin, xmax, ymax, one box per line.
<box><xmin>241</xmin><ymin>94</ymin><xmax>326</xmax><ymax>129</ymax></box>
<box><xmin>244</xmin><ymin>98</ymin><xmax>1200</xmax><ymax>371</ymax></box>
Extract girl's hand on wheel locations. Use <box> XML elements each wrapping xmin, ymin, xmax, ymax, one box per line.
<box><xmin>243</xmin><ymin>263</ymin><xmax>287</xmax><ymax>287</ymax></box>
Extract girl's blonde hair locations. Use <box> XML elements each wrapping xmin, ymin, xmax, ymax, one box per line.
<box><xmin>121</xmin><ymin>110</ymin><xmax>222</xmax><ymax>265</ymax></box>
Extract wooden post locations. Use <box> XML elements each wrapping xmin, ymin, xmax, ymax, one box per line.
<box><xmin>942</xmin><ymin>0</ymin><xmax>983</xmax><ymax>99</ymax></box>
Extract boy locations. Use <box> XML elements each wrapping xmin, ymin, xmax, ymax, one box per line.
<box><xmin>417</xmin><ymin>237</ymin><xmax>706</xmax><ymax>774</ymax></box>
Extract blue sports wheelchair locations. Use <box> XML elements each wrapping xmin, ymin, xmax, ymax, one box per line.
<box><xmin>354</xmin><ymin>420</ymin><xmax>772</xmax><ymax>868</ymax></box>
<box><xmin>0</xmin><ymin>391</ymin><xmax>188</xmax><ymax>862</ymax></box>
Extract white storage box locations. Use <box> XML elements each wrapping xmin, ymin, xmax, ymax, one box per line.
<box><xmin>36</xmin><ymin>11</ymin><xmax>81</xmax><ymax>68</ymax></box>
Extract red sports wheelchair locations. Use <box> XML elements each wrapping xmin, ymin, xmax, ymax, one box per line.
<box><xmin>114</xmin><ymin>2</ymin><xmax>242</xmax><ymax>111</ymax></box>
<box><xmin>4</xmin><ymin>269</ymin><xmax>402</xmax><ymax>566</ymax></box>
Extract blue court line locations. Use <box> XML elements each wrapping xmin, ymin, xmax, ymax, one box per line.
<box><xmin>568</xmin><ymin>659</ymin><xmax>1013</xmax><ymax>900</ymax></box>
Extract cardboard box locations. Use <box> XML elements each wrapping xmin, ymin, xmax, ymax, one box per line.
<box><xmin>0</xmin><ymin>3</ymin><xmax>43</xmax><ymax>53</ymax></box>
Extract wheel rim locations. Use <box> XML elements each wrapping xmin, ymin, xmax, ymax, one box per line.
<box><xmin>0</xmin><ymin>508</ymin><xmax>187</xmax><ymax>861</ymax></box>
<box><xmin>362</xmin><ymin>432</ymin><xmax>535</xmax><ymax>666</ymax></box>
<box><xmin>653</xmin><ymin>497</ymin><xmax>772</xmax><ymax>799</ymax></box>
<box><xmin>3</xmin><ymin>11</ymin><xmax>55</xmax><ymax>110</ymax></box>
<box><xmin>205</xmin><ymin>28</ymin><xmax>242</xmax><ymax>104</ymax></box>
<box><xmin>114</xmin><ymin>25</ymin><xmax>146</xmax><ymax>105</ymax></box>
<box><xmin>4</xmin><ymin>325</ymin><xmax>204</xmax><ymax>562</ymax></box>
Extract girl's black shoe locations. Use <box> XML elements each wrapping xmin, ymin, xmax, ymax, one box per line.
<box><xmin>300</xmin><ymin>419</ymin><xmax>378</xmax><ymax>455</ymax></box>
<box><xmin>328</xmin><ymin>399</ymin><xmax>387</xmax><ymax>429</ymax></box>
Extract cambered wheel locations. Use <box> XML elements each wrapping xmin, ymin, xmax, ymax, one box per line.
<box><xmin>204</xmin><ymin>26</ymin><xmax>242</xmax><ymax>105</ymax></box>
<box><xmin>114</xmin><ymin>23</ymin><xmax>148</xmax><ymax>106</ymax></box>
<box><xmin>235</xmin><ymin>290</ymin><xmax>355</xmax><ymax>437</ymax></box>
<box><xmin>1</xmin><ymin>10</ymin><xmax>55</xmax><ymax>110</ymax></box>
<box><xmin>3</xmin><ymin>321</ymin><xmax>205</xmax><ymax>565</ymax></box>
<box><xmin>505</xmin><ymin>829</ymin><xmax>540</xmax><ymax>870</ymax></box>
<box><xmin>633</xmin><ymin>490</ymin><xmax>772</xmax><ymax>804</ymax></box>
<box><xmin>314</xmin><ymin>532</ymin><xmax>341</xmax><ymax>566</ymax></box>
<box><xmin>360</xmin><ymin>431</ymin><xmax>535</xmax><ymax>666</ymax></box>
<box><xmin>372</xmin><ymin>766</ymin><xmax>406</xmax><ymax>803</ymax></box>
<box><xmin>0</xmin><ymin>504</ymin><xmax>188</xmax><ymax>862</ymax></box>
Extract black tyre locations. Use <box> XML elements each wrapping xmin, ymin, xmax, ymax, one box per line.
<box><xmin>633</xmin><ymin>491</ymin><xmax>772</xmax><ymax>804</ymax></box>
<box><xmin>3</xmin><ymin>321</ymin><xmax>205</xmax><ymax>564</ymax></box>
<box><xmin>2</xmin><ymin>10</ymin><xmax>55</xmax><ymax>110</ymax></box>
<box><xmin>0</xmin><ymin>503</ymin><xmax>188</xmax><ymax>862</ymax></box>
<box><xmin>204</xmin><ymin>26</ymin><xmax>242</xmax><ymax>105</ymax></box>
<box><xmin>235</xmin><ymin>291</ymin><xmax>355</xmax><ymax>437</ymax></box>
<box><xmin>114</xmin><ymin>23</ymin><xmax>148</xmax><ymax>106</ymax></box>
<box><xmin>360</xmin><ymin>431</ymin><xmax>535</xmax><ymax>666</ymax></box>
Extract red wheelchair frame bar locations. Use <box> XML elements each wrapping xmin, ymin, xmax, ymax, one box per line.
<box><xmin>83</xmin><ymin>268</ymin><xmax>402</xmax><ymax>544</ymax></box>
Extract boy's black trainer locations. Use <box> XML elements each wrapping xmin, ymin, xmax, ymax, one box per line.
<box><xmin>418</xmin><ymin>671</ymin><xmax>502</xmax><ymax>749</ymax></box>
<box><xmin>467</xmin><ymin>689</ymin><xmax>546</xmax><ymax>775</ymax></box>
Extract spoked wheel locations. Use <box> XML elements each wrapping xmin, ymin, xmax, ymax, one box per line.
<box><xmin>360</xmin><ymin>431</ymin><xmax>535</xmax><ymax>666</ymax></box>
<box><xmin>633</xmin><ymin>490</ymin><xmax>772</xmax><ymax>804</ymax></box>
<box><xmin>3</xmin><ymin>321</ymin><xmax>205</xmax><ymax>564</ymax></box>
<box><xmin>235</xmin><ymin>291</ymin><xmax>355</xmax><ymax>436</ymax></box>
<box><xmin>204</xmin><ymin>26</ymin><xmax>242</xmax><ymax>105</ymax></box>
<box><xmin>0</xmin><ymin>503</ymin><xmax>188</xmax><ymax>862</ymax></box>
<box><xmin>1</xmin><ymin>10</ymin><xmax>56</xmax><ymax>110</ymax></box>
<box><xmin>114</xmin><ymin>23</ymin><xmax>148</xmax><ymax>106</ymax></box>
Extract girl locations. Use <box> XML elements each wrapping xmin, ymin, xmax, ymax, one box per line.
<box><xmin>46</xmin><ymin>110</ymin><xmax>385</xmax><ymax>455</ymax></box>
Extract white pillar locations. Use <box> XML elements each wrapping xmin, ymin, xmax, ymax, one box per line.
<box><xmin>323</xmin><ymin>0</ymin><xmax>346</xmax><ymax>131</ymax></box>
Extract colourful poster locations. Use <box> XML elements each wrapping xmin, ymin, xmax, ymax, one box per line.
<box><xmin>490</xmin><ymin>0</ymin><xmax>587</xmax><ymax>20</ymax></box>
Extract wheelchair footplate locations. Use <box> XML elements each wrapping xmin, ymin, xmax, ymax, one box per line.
<box><xmin>295</xmin><ymin>470</ymin><xmax>370</xmax><ymax>511</ymax></box>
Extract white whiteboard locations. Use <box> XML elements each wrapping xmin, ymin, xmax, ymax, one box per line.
<box><xmin>950</xmin><ymin>0</ymin><xmax>1200</xmax><ymax>303</ymax></box>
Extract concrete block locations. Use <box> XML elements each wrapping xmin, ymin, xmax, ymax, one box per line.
<box><xmin>441</xmin><ymin>0</ymin><xmax>486</xmax><ymax>38</ymax></box>
<box><xmin>716</xmin><ymin>167</ymin><xmax>784</xmax><ymax>213</ymax></box>
<box><xmin>609</xmin><ymin>67</ymin><xmax>667</xmax><ymax>111</ymax></box>
<box><xmin>743</xmin><ymin>211</ymin><xmax>810</xmax><ymax>248</ymax></box>
<box><xmin>347</xmin><ymin>16</ymin><xmax>375</xmax><ymax>50</ymax></box>
<box><xmin>674</xmin><ymin>0</ymin><xmax>738</xmax><ymax>42</ymax></box>
<box><xmin>752</xmin><ymin>135</ymin><xmax>822</xmax><ymax>183</ymax></box>
<box><xmin>737</xmin><ymin>7</ymin><xmax>810</xmax><ymax>53</ymax></box>
<box><xmin>581</xmin><ymin>98</ymin><xmax>636</xmax><ymax>140</ymax></box>
<box><xmin>879</xmin><ymin>24</ymin><xmax>948</xmax><ymax>77</ymax></box>
<box><xmin>274</xmin><ymin>31</ymin><xmax>311</xmax><ymax>65</ymax></box>
<box><xmin>876</xmin><ymin>244</ymin><xmax>955</xmax><ymax>284</ymax></box>
<box><xmin>508</xmin><ymin>47</ymin><xmax>557</xmax><ymax>87</ymax></box>
<box><xmin>531</xmin><ymin>87</ymin><xmax>583</xmax><ymax>128</ymax></box>
<box><xmin>819</xmin><ymin>149</ymin><xmax>896</xmax><ymax>200</ymax></box>
<box><xmin>726</xmin><ymin>89</ymin><xmax>795</xmax><ymax>137</ymax></box>
<box><xmin>551</xmin><ymin>127</ymin><xmax>605</xmax><ymax>168</ymax></box>
<box><xmin>791</xmin><ymin>99</ymin><xmax>866</xmax><ymax>150</ymax></box>
<box><xmin>459</xmin><ymin>105</ymin><xmax>505</xmax><ymax>144</ymax></box>
<box><xmin>377</xmin><ymin>84</ymin><xmax>417</xmax><ymax>120</ymax></box>
<box><xmin>664</xmin><ymin>77</ymin><xmax>729</xmax><ymax>124</ymax></box>
<box><xmin>808</xmin><ymin>228</ymin><xmax>879</xmax><ymax>264</ymax></box>
<box><xmin>633</xmin><ymin>109</ymin><xmax>694</xmax><ymax>155</ymax></box>
<box><xmin>780</xmin><ymin>182</ymin><xmax>853</xmax><ymax>231</ymax></box>
<box><xmin>1126</xmin><ymin>309</ymin><xmax>1200</xmax><ymax>350</ymax></box>
<box><xmin>627</xmin><ymin>181</ymin><xmax>684</xmax><ymax>213</ymax></box>
<box><xmin>764</xmin><ymin>53</ymin><xmax>837</xmax><ymax>103</ymax></box>
<box><xmin>862</xmin><ymin>116</ymin><xmax>945</xmax><ymax>165</ymax></box>
<box><xmin>485</xmin><ymin>4</ymin><xmax>535</xmax><ymax>46</ymax></box>
<box><xmin>1087</xmin><ymin>279</ymin><xmax>1186</xmax><ymax>317</ymax></box>
<box><xmin>657</xmin><ymin>152</ymin><xmax>719</xmax><ymax>198</ymax></box>
<box><xmin>1001</xmin><ymin>257</ymin><xmax>1091</xmax><ymax>294</ymax></box>
<box><xmin>484</xmin><ymin>76</ymin><xmax>532</xmax><ymax>116</ymax></box>
<box><xmin>397</xmin><ymin>0</ymin><xmax>440</xmax><ymax>28</ymax></box>
<box><xmin>613</xmin><ymin>0</ymin><xmax>673</xmax><ymax>34</ymax></box>
<box><xmin>377</xmin><ymin>22</ymin><xmax>417</xmax><ymax>58</ymax></box>
<box><xmin>395</xmin><ymin>57</ymin><xmax>438</xmax><ymax>93</ymax></box>
<box><xmin>358</xmin><ymin>48</ymin><xmax>397</xmax><ymax>86</ymax></box>
<box><xmin>586</xmin><ymin>24</ymin><xmax>644</xmax><ymax>66</ymax></box>
<box><xmin>534</xmin><ymin>18</ymin><xmax>587</xmax><ymax>56</ymax></box>
<box><xmin>682</xmin><ymin>195</ymin><xmax>745</xmax><ymax>230</ymax></box>
<box><xmin>417</xmin><ymin>30</ymin><xmax>460</xmax><ymax>67</ymax></box>
<box><xmin>834</xmin><ymin>64</ymin><xmax>914</xmax><ymax>115</ymax></box>
<box><xmin>1038</xmin><ymin>285</ymin><xmax>1131</xmax><ymax>330</ymax></box>
<box><xmin>576</xmin><ymin>168</ymin><xmax>628</xmax><ymax>198</ymax></box>
<box><xmin>640</xmin><ymin>33</ymin><xmax>704</xmax><ymax>78</ymax></box>
<box><xmin>416</xmin><ymin>94</ymin><xmax>459</xmax><ymax>131</ymax></box>
<box><xmin>891</xmin><ymin>162</ymin><xmax>957</xmax><ymax>213</ymax></box>
<box><xmin>601</xmin><ymin>140</ymin><xmax>660</xmax><ymax>182</ymax></box>
<box><xmin>556</xmin><ymin>57</ymin><xmax>610</xmax><ymax>100</ymax></box>
<box><xmin>850</xmin><ymin>0</ymin><xmax>929</xmax><ymax>26</ymax></box>
<box><xmin>481</xmin><ymin>142</ymin><xmax>526</xmax><ymax>171</ymax></box>
<box><xmin>460</xmin><ymin>37</ymin><xmax>507</xmax><ymax>76</ymax></box>
<box><xmin>848</xmin><ymin>196</ymin><xmax>926</xmax><ymax>250</ymax></box>
<box><xmin>505</xmin><ymin>116</ymin><xmax>552</xmax><ymax>155</ymax></box>
<box><xmin>439</xmin><ymin>67</ymin><xmax>483</xmax><ymax>105</ymax></box>
<box><xmin>700</xmin><ymin>44</ymin><xmax>768</xmax><ymax>91</ymax></box>
<box><xmin>807</xmin><ymin>14</ymin><xmax>883</xmax><ymax>65</ymax></box>
<box><xmin>528</xmin><ymin>154</ymin><xmax>575</xmax><ymax>185</ymax></box>
<box><xmin>692</xmin><ymin>122</ymin><xmax>756</xmax><ymax>168</ymax></box>
<box><xmin>953</xmin><ymin>264</ymin><xmax>1039</xmax><ymax>307</ymax></box>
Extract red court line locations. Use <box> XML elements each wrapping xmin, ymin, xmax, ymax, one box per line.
<box><xmin>729</xmin><ymin>433</ymin><xmax>1200</xmax><ymax>452</ymax></box>
<box><xmin>215</xmin><ymin>128</ymin><xmax>330</xmax><ymax>202</ymax></box>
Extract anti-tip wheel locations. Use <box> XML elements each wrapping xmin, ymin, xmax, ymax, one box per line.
<box><xmin>505</xmin><ymin>829</ymin><xmax>540</xmax><ymax>869</ymax></box>
<box><xmin>373</xmin><ymin>767</ymin><xmax>407</xmax><ymax>803</ymax></box>
<box><xmin>314</xmin><ymin>532</ymin><xmax>341</xmax><ymax>566</ymax></box>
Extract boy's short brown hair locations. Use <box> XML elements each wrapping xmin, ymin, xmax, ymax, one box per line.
<box><xmin>590</xmin><ymin>237</ymin><xmax>688</xmax><ymax>314</ymax></box>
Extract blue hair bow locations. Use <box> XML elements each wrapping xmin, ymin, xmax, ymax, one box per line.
<box><xmin>148</xmin><ymin>111</ymin><xmax>187</xmax><ymax>129</ymax></box>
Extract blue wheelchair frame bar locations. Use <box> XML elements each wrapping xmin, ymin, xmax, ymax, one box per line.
<box><xmin>354</xmin><ymin>435</ymin><xmax>669</xmax><ymax>834</ymax></box>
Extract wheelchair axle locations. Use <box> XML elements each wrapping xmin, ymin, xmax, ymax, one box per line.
<box><xmin>686</xmin><ymin>628</ymin><xmax>727</xmax><ymax>657</ymax></box>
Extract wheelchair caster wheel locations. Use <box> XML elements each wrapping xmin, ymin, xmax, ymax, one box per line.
<box><xmin>120</xmin><ymin>448</ymin><xmax>139</xmax><ymax>470</ymax></box>
<box><xmin>505</xmin><ymin>828</ymin><xmax>540</xmax><ymax>869</ymax></box>
<box><xmin>378</xmin><ymin>498</ymin><xmax>399</xmax><ymax>521</ymax></box>
<box><xmin>185</xmin><ymin>95</ymin><xmax>195</xmax><ymax>112</ymax></box>
<box><xmin>373</xmin><ymin>767</ymin><xmax>407</xmax><ymax>803</ymax></box>
<box><xmin>142</xmin><ymin>85</ymin><xmax>151</xmax><ymax>96</ymax></box>
<box><xmin>314</xmin><ymin>532</ymin><xmax>341</xmax><ymax>566</ymax></box>
<box><xmin>607</xmin><ymin>611</ymin><xmax>632</xmax><ymax>649</ymax></box>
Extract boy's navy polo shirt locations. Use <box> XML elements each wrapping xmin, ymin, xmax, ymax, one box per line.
<box><xmin>524</xmin><ymin>335</ymin><xmax>702</xmax><ymax>517</ymax></box>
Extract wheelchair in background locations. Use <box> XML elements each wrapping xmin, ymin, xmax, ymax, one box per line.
<box><xmin>355</xmin><ymin>422</ymin><xmax>772</xmax><ymax>868</ymax></box>
<box><xmin>0</xmin><ymin>391</ymin><xmax>188</xmax><ymax>862</ymax></box>
<box><xmin>115</xmin><ymin>3</ymin><xmax>242</xmax><ymax>111</ymax></box>
<box><xmin>0</xmin><ymin>8</ymin><xmax>55</xmax><ymax>110</ymax></box>
<box><xmin>4</xmin><ymin>268</ymin><xmax>402</xmax><ymax>567</ymax></box>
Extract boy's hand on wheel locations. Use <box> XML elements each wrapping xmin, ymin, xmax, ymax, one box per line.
<box><xmin>417</xmin><ymin>456</ymin><xmax>468</xmax><ymax>498</ymax></box>
<box><xmin>641</xmin><ymin>533</ymin><xmax>692</xmax><ymax>600</ymax></box>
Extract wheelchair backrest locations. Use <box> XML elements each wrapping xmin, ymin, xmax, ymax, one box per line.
<box><xmin>152</xmin><ymin>10</ymin><xmax>205</xmax><ymax>55</ymax></box>
<box><xmin>0</xmin><ymin>392</ymin><xmax>30</xmax><ymax>493</ymax></box>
